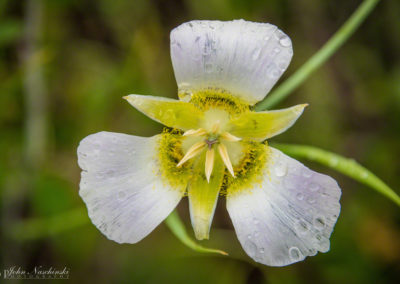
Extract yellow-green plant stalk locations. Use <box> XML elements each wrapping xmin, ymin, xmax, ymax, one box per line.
<box><xmin>77</xmin><ymin>20</ymin><xmax>341</xmax><ymax>266</ymax></box>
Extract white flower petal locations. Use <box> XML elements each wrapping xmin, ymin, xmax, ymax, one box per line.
<box><xmin>170</xmin><ymin>20</ymin><xmax>293</xmax><ymax>104</ymax></box>
<box><xmin>78</xmin><ymin>132</ymin><xmax>185</xmax><ymax>244</ymax></box>
<box><xmin>226</xmin><ymin>147</ymin><xmax>341</xmax><ymax>266</ymax></box>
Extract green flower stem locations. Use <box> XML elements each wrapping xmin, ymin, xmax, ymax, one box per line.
<box><xmin>164</xmin><ymin>210</ymin><xmax>228</xmax><ymax>256</ymax></box>
<box><xmin>255</xmin><ymin>0</ymin><xmax>381</xmax><ymax>111</ymax></box>
<box><xmin>274</xmin><ymin>143</ymin><xmax>400</xmax><ymax>207</ymax></box>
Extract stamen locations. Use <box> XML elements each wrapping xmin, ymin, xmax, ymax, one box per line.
<box><xmin>220</xmin><ymin>132</ymin><xmax>242</xmax><ymax>142</ymax></box>
<box><xmin>218</xmin><ymin>143</ymin><xmax>235</xmax><ymax>177</ymax></box>
<box><xmin>205</xmin><ymin>148</ymin><xmax>215</xmax><ymax>182</ymax></box>
<box><xmin>183</xmin><ymin>128</ymin><xmax>207</xmax><ymax>137</ymax></box>
<box><xmin>211</xmin><ymin>121</ymin><xmax>220</xmax><ymax>134</ymax></box>
<box><xmin>177</xmin><ymin>141</ymin><xmax>206</xmax><ymax>167</ymax></box>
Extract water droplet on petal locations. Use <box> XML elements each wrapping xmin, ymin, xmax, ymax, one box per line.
<box><xmin>274</xmin><ymin>47</ymin><xmax>281</xmax><ymax>54</ymax></box>
<box><xmin>307</xmin><ymin>196</ymin><xmax>316</xmax><ymax>204</ymax></box>
<box><xmin>295</xmin><ymin>220</ymin><xmax>309</xmax><ymax>234</ymax></box>
<box><xmin>253</xmin><ymin>217</ymin><xmax>259</xmax><ymax>224</ymax></box>
<box><xmin>309</xmin><ymin>183</ymin><xmax>320</xmax><ymax>192</ymax></box>
<box><xmin>259</xmin><ymin>248</ymin><xmax>265</xmax><ymax>254</ymax></box>
<box><xmin>245</xmin><ymin>240</ymin><xmax>257</xmax><ymax>258</ymax></box>
<box><xmin>302</xmin><ymin>169</ymin><xmax>312</xmax><ymax>178</ymax></box>
<box><xmin>296</xmin><ymin>193</ymin><xmax>304</xmax><ymax>200</ymax></box>
<box><xmin>252</xmin><ymin>48</ymin><xmax>261</xmax><ymax>60</ymax></box>
<box><xmin>205</xmin><ymin>63</ymin><xmax>213</xmax><ymax>73</ymax></box>
<box><xmin>278</xmin><ymin>59</ymin><xmax>288</xmax><ymax>70</ymax></box>
<box><xmin>247</xmin><ymin>234</ymin><xmax>252</xmax><ymax>239</ymax></box>
<box><xmin>289</xmin><ymin>247</ymin><xmax>302</xmax><ymax>261</ymax></box>
<box><xmin>274</xmin><ymin>161</ymin><xmax>287</xmax><ymax>177</ymax></box>
<box><xmin>313</xmin><ymin>216</ymin><xmax>326</xmax><ymax>230</ymax></box>
<box><xmin>279</xmin><ymin>35</ymin><xmax>291</xmax><ymax>47</ymax></box>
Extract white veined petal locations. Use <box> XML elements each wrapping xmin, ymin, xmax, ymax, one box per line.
<box><xmin>170</xmin><ymin>20</ymin><xmax>293</xmax><ymax>104</ymax></box>
<box><xmin>226</xmin><ymin>147</ymin><xmax>341</xmax><ymax>266</ymax></box>
<box><xmin>77</xmin><ymin>132</ymin><xmax>185</xmax><ymax>244</ymax></box>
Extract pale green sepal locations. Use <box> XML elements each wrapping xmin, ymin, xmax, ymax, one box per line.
<box><xmin>124</xmin><ymin>94</ymin><xmax>203</xmax><ymax>130</ymax></box>
<box><xmin>228</xmin><ymin>104</ymin><xmax>307</xmax><ymax>141</ymax></box>
<box><xmin>165</xmin><ymin>210</ymin><xmax>228</xmax><ymax>256</ymax></box>
<box><xmin>188</xmin><ymin>152</ymin><xmax>225</xmax><ymax>240</ymax></box>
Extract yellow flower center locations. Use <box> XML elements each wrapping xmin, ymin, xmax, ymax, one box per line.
<box><xmin>177</xmin><ymin>115</ymin><xmax>242</xmax><ymax>182</ymax></box>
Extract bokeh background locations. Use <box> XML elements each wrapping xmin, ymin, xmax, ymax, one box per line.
<box><xmin>1</xmin><ymin>0</ymin><xmax>400</xmax><ymax>283</ymax></box>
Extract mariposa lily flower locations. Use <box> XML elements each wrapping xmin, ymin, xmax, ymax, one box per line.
<box><xmin>78</xmin><ymin>20</ymin><xmax>341</xmax><ymax>266</ymax></box>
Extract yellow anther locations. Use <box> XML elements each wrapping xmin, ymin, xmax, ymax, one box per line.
<box><xmin>218</xmin><ymin>143</ymin><xmax>235</xmax><ymax>177</ymax></box>
<box><xmin>205</xmin><ymin>148</ymin><xmax>215</xmax><ymax>183</ymax></box>
<box><xmin>211</xmin><ymin>120</ymin><xmax>220</xmax><ymax>134</ymax></box>
<box><xmin>220</xmin><ymin>132</ymin><xmax>242</xmax><ymax>142</ymax></box>
<box><xmin>177</xmin><ymin>141</ymin><xmax>206</xmax><ymax>167</ymax></box>
<box><xmin>183</xmin><ymin>128</ymin><xmax>207</xmax><ymax>137</ymax></box>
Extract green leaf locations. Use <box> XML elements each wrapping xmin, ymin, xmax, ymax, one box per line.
<box><xmin>164</xmin><ymin>210</ymin><xmax>228</xmax><ymax>256</ymax></box>
<box><xmin>273</xmin><ymin>143</ymin><xmax>400</xmax><ymax>207</ymax></box>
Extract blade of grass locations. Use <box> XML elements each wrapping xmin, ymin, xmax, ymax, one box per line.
<box><xmin>274</xmin><ymin>143</ymin><xmax>400</xmax><ymax>207</ymax></box>
<box><xmin>255</xmin><ymin>0</ymin><xmax>381</xmax><ymax>111</ymax></box>
<box><xmin>164</xmin><ymin>211</ymin><xmax>228</xmax><ymax>256</ymax></box>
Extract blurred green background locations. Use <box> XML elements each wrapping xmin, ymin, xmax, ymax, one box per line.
<box><xmin>1</xmin><ymin>0</ymin><xmax>400</xmax><ymax>283</ymax></box>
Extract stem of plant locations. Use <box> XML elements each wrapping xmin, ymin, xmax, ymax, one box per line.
<box><xmin>255</xmin><ymin>0</ymin><xmax>381</xmax><ymax>111</ymax></box>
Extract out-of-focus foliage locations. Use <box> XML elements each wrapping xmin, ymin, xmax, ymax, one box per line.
<box><xmin>1</xmin><ymin>0</ymin><xmax>399</xmax><ymax>283</ymax></box>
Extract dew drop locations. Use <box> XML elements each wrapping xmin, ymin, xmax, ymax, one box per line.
<box><xmin>309</xmin><ymin>183</ymin><xmax>320</xmax><ymax>192</ymax></box>
<box><xmin>302</xmin><ymin>169</ymin><xmax>312</xmax><ymax>178</ymax></box>
<box><xmin>289</xmin><ymin>247</ymin><xmax>302</xmax><ymax>261</ymax></box>
<box><xmin>274</xmin><ymin>47</ymin><xmax>281</xmax><ymax>54</ymax></box>
<box><xmin>279</xmin><ymin>35</ymin><xmax>291</xmax><ymax>47</ymax></box>
<box><xmin>252</xmin><ymin>48</ymin><xmax>261</xmax><ymax>60</ymax></box>
<box><xmin>264</xmin><ymin>36</ymin><xmax>270</xmax><ymax>41</ymax></box>
<box><xmin>259</xmin><ymin>248</ymin><xmax>265</xmax><ymax>254</ymax></box>
<box><xmin>205</xmin><ymin>63</ymin><xmax>213</xmax><ymax>73</ymax></box>
<box><xmin>247</xmin><ymin>234</ymin><xmax>252</xmax><ymax>239</ymax></box>
<box><xmin>278</xmin><ymin>59</ymin><xmax>288</xmax><ymax>70</ymax></box>
<box><xmin>307</xmin><ymin>196</ymin><xmax>316</xmax><ymax>204</ymax></box>
<box><xmin>274</xmin><ymin>161</ymin><xmax>287</xmax><ymax>177</ymax></box>
<box><xmin>253</xmin><ymin>217</ymin><xmax>260</xmax><ymax>224</ymax></box>
<box><xmin>313</xmin><ymin>216</ymin><xmax>326</xmax><ymax>230</ymax></box>
<box><xmin>296</xmin><ymin>193</ymin><xmax>304</xmax><ymax>200</ymax></box>
<box><xmin>295</xmin><ymin>220</ymin><xmax>308</xmax><ymax>234</ymax></box>
<box><xmin>245</xmin><ymin>240</ymin><xmax>257</xmax><ymax>258</ymax></box>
